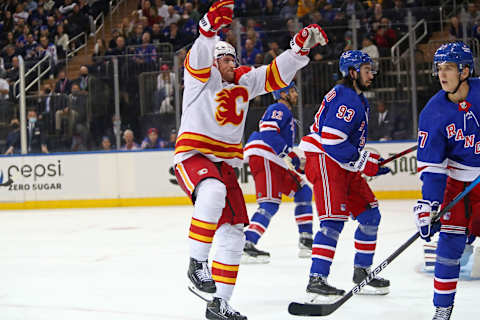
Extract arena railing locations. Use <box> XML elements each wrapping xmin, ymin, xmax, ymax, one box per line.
<box><xmin>13</xmin><ymin>54</ymin><xmax>52</xmax><ymax>99</ymax></box>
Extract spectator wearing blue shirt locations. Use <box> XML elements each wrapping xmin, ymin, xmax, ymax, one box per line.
<box><xmin>241</xmin><ymin>39</ymin><xmax>261</xmax><ymax>66</ymax></box>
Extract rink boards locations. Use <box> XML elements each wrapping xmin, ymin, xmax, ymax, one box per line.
<box><xmin>0</xmin><ymin>141</ymin><xmax>421</xmax><ymax>209</ymax></box>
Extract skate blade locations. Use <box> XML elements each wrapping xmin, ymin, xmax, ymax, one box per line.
<box><xmin>298</xmin><ymin>248</ymin><xmax>311</xmax><ymax>258</ymax></box>
<box><xmin>240</xmin><ymin>254</ymin><xmax>270</xmax><ymax>264</ymax></box>
<box><xmin>353</xmin><ymin>285</ymin><xmax>390</xmax><ymax>296</ymax></box>
<box><xmin>306</xmin><ymin>292</ymin><xmax>343</xmax><ymax>304</ymax></box>
<box><xmin>187</xmin><ymin>284</ymin><xmax>213</xmax><ymax>302</ymax></box>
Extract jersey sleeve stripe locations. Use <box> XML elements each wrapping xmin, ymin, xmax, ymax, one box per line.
<box><xmin>264</xmin><ymin>58</ymin><xmax>288</xmax><ymax>92</ymax></box>
<box><xmin>184</xmin><ymin>50</ymin><xmax>211</xmax><ymax>83</ymax></box>
<box><xmin>322</xmin><ymin>126</ymin><xmax>348</xmax><ymax>139</ymax></box>
<box><xmin>244</xmin><ymin>143</ymin><xmax>276</xmax><ymax>154</ymax></box>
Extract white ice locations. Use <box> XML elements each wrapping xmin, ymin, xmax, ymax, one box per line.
<box><xmin>0</xmin><ymin>200</ymin><xmax>478</xmax><ymax>320</ymax></box>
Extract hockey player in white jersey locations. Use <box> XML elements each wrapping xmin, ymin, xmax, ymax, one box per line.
<box><xmin>173</xmin><ymin>1</ymin><xmax>328</xmax><ymax>319</ymax></box>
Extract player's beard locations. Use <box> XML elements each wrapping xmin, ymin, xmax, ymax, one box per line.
<box><xmin>357</xmin><ymin>74</ymin><xmax>371</xmax><ymax>92</ymax></box>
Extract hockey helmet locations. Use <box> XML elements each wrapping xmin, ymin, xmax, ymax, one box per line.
<box><xmin>272</xmin><ymin>81</ymin><xmax>296</xmax><ymax>100</ymax></box>
<box><xmin>433</xmin><ymin>41</ymin><xmax>474</xmax><ymax>76</ymax></box>
<box><xmin>339</xmin><ymin>50</ymin><xmax>373</xmax><ymax>77</ymax></box>
<box><xmin>214</xmin><ymin>41</ymin><xmax>236</xmax><ymax>60</ymax></box>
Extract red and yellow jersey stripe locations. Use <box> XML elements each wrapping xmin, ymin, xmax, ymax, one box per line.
<box><xmin>184</xmin><ymin>50</ymin><xmax>211</xmax><ymax>83</ymax></box>
<box><xmin>211</xmin><ymin>261</ymin><xmax>239</xmax><ymax>285</ymax></box>
<box><xmin>264</xmin><ymin>58</ymin><xmax>288</xmax><ymax>92</ymax></box>
<box><xmin>188</xmin><ymin>217</ymin><xmax>217</xmax><ymax>243</ymax></box>
<box><xmin>175</xmin><ymin>132</ymin><xmax>244</xmax><ymax>160</ymax></box>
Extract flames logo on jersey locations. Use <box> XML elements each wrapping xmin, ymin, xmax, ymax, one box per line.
<box><xmin>215</xmin><ymin>86</ymin><xmax>249</xmax><ymax>126</ymax></box>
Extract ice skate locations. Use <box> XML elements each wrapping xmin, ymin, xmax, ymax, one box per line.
<box><xmin>352</xmin><ymin>266</ymin><xmax>390</xmax><ymax>295</ymax></box>
<box><xmin>206</xmin><ymin>297</ymin><xmax>247</xmax><ymax>320</ymax></box>
<box><xmin>241</xmin><ymin>241</ymin><xmax>270</xmax><ymax>264</ymax></box>
<box><xmin>298</xmin><ymin>232</ymin><xmax>313</xmax><ymax>258</ymax></box>
<box><xmin>432</xmin><ymin>305</ymin><xmax>453</xmax><ymax>320</ymax></box>
<box><xmin>187</xmin><ymin>257</ymin><xmax>216</xmax><ymax>302</ymax></box>
<box><xmin>306</xmin><ymin>275</ymin><xmax>345</xmax><ymax>303</ymax></box>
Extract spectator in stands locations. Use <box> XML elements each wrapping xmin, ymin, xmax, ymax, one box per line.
<box><xmin>74</xmin><ymin>65</ymin><xmax>89</xmax><ymax>92</ymax></box>
<box><xmin>164</xmin><ymin>128</ymin><xmax>177</xmax><ymax>148</ymax></box>
<box><xmin>67</xmin><ymin>3</ymin><xmax>89</xmax><ymax>37</ymax></box>
<box><xmin>388</xmin><ymin>0</ymin><xmax>407</xmax><ymax>31</ymax></box>
<box><xmin>375</xmin><ymin>17</ymin><xmax>397</xmax><ymax>54</ymax></box>
<box><xmin>279</xmin><ymin>18</ymin><xmax>298</xmax><ymax>50</ymax></box>
<box><xmin>183</xmin><ymin>2</ymin><xmax>200</xmax><ymax>25</ymax></box>
<box><xmin>4</xmin><ymin>118</ymin><xmax>20</xmax><ymax>155</ymax></box>
<box><xmin>151</xmin><ymin>23</ymin><xmax>166</xmax><ymax>44</ymax></box>
<box><xmin>55</xmin><ymin>103</ymin><xmax>80</xmax><ymax>148</ymax></box>
<box><xmin>54</xmin><ymin>69</ymin><xmax>72</xmax><ymax>95</ymax></box>
<box><xmin>59</xmin><ymin>0</ymin><xmax>76</xmax><ymax>15</ymax></box>
<box><xmin>69</xmin><ymin>83</ymin><xmax>88</xmax><ymax>122</ymax></box>
<box><xmin>155</xmin><ymin>0</ymin><xmax>169</xmax><ymax>21</ymax></box>
<box><xmin>155</xmin><ymin>64</ymin><xmax>175</xmax><ymax>114</ymax></box>
<box><xmin>242</xmin><ymin>38</ymin><xmax>261</xmax><ymax>66</ymax></box>
<box><xmin>13</xmin><ymin>3</ymin><xmax>29</xmax><ymax>23</ymax></box>
<box><xmin>449</xmin><ymin>16</ymin><xmax>469</xmax><ymax>39</ymax></box>
<box><xmin>341</xmin><ymin>0</ymin><xmax>367</xmax><ymax>20</ymax></box>
<box><xmin>128</xmin><ymin>23</ymin><xmax>144</xmax><ymax>46</ymax></box>
<box><xmin>109</xmin><ymin>28</ymin><xmax>121</xmax><ymax>49</ymax></box>
<box><xmin>2</xmin><ymin>11</ymin><xmax>14</xmax><ymax>34</ymax></box>
<box><xmin>134</xmin><ymin>32</ymin><xmax>158</xmax><ymax>65</ymax></box>
<box><xmin>473</xmin><ymin>23</ymin><xmax>480</xmax><ymax>42</ymax></box>
<box><xmin>141</xmin><ymin>127</ymin><xmax>165</xmax><ymax>149</ymax></box>
<box><xmin>164</xmin><ymin>22</ymin><xmax>185</xmax><ymax>51</ymax></box>
<box><xmin>38</xmin><ymin>35</ymin><xmax>58</xmax><ymax>65</ymax></box>
<box><xmin>100</xmin><ymin>135</ymin><xmax>112</xmax><ymax>151</ymax></box>
<box><xmin>164</xmin><ymin>5</ymin><xmax>180</xmax><ymax>26</ymax></box>
<box><xmin>55</xmin><ymin>23</ymin><xmax>69</xmax><ymax>59</ymax></box>
<box><xmin>46</xmin><ymin>16</ymin><xmax>57</xmax><ymax>40</ymax></box>
<box><xmin>24</xmin><ymin>33</ymin><xmax>38</xmax><ymax>61</ymax></box>
<box><xmin>107</xmin><ymin>36</ymin><xmax>127</xmax><ymax>56</ymax></box>
<box><xmin>361</xmin><ymin>34</ymin><xmax>379</xmax><ymax>66</ymax></box>
<box><xmin>121</xmin><ymin>129</ymin><xmax>140</xmax><ymax>150</ymax></box>
<box><xmin>245</xmin><ymin>27</ymin><xmax>263</xmax><ymax>52</ymax></box>
<box><xmin>263</xmin><ymin>39</ymin><xmax>283</xmax><ymax>64</ymax></box>
<box><xmin>0</xmin><ymin>69</ymin><xmax>11</xmax><ymax>122</ymax></box>
<box><xmin>2</xmin><ymin>45</ymin><xmax>16</xmax><ymax>68</ymax></box>
<box><xmin>37</xmin><ymin>83</ymin><xmax>56</xmax><ymax>133</ymax></box>
<box><xmin>297</xmin><ymin>0</ymin><xmax>316</xmax><ymax>23</ymax></box>
<box><xmin>280</xmin><ymin>0</ymin><xmax>298</xmax><ymax>21</ymax></box>
<box><xmin>26</xmin><ymin>108</ymin><xmax>49</xmax><ymax>153</ymax></box>
<box><xmin>6</xmin><ymin>56</ymin><xmax>19</xmax><ymax>82</ymax></box>
<box><xmin>368</xmin><ymin>100</ymin><xmax>393</xmax><ymax>141</ymax></box>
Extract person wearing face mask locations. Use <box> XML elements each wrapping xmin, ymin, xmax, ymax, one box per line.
<box><xmin>26</xmin><ymin>108</ymin><xmax>49</xmax><ymax>154</ymax></box>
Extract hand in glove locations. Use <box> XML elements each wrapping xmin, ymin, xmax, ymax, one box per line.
<box><xmin>375</xmin><ymin>157</ymin><xmax>391</xmax><ymax>176</ymax></box>
<box><xmin>287</xmin><ymin>151</ymin><xmax>305</xmax><ymax>175</ymax></box>
<box><xmin>413</xmin><ymin>200</ymin><xmax>441</xmax><ymax>242</ymax></box>
<box><xmin>353</xmin><ymin>150</ymin><xmax>383</xmax><ymax>177</ymax></box>
<box><xmin>199</xmin><ymin>0</ymin><xmax>234</xmax><ymax>37</ymax></box>
<box><xmin>290</xmin><ymin>24</ymin><xmax>328</xmax><ymax>56</ymax></box>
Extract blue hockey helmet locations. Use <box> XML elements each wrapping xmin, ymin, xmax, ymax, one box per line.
<box><xmin>272</xmin><ymin>81</ymin><xmax>296</xmax><ymax>100</ymax></box>
<box><xmin>433</xmin><ymin>41</ymin><xmax>474</xmax><ymax>76</ymax></box>
<box><xmin>339</xmin><ymin>50</ymin><xmax>373</xmax><ymax>77</ymax></box>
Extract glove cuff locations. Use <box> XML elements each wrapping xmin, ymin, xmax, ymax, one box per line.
<box><xmin>199</xmin><ymin>15</ymin><xmax>216</xmax><ymax>37</ymax></box>
<box><xmin>290</xmin><ymin>38</ymin><xmax>310</xmax><ymax>56</ymax></box>
<box><xmin>353</xmin><ymin>150</ymin><xmax>370</xmax><ymax>171</ymax></box>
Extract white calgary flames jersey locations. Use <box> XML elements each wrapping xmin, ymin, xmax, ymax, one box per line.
<box><xmin>174</xmin><ymin>35</ymin><xmax>309</xmax><ymax>168</ymax></box>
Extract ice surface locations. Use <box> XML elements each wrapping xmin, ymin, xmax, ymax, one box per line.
<box><xmin>0</xmin><ymin>200</ymin><xmax>477</xmax><ymax>319</ymax></box>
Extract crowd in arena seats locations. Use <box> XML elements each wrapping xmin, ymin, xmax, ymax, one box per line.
<box><xmin>2</xmin><ymin>0</ymin><xmax>480</xmax><ymax>153</ymax></box>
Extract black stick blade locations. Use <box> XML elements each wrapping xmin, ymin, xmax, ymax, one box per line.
<box><xmin>288</xmin><ymin>301</ymin><xmax>339</xmax><ymax>316</ymax></box>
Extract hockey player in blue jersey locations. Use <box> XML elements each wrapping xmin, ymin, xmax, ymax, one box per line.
<box><xmin>243</xmin><ymin>82</ymin><xmax>314</xmax><ymax>263</ymax></box>
<box><xmin>299</xmin><ymin>50</ymin><xmax>391</xmax><ymax>300</ymax></box>
<box><xmin>413</xmin><ymin>41</ymin><xmax>480</xmax><ymax>320</ymax></box>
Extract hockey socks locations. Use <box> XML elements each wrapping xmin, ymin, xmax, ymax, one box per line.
<box><xmin>294</xmin><ymin>185</ymin><xmax>313</xmax><ymax>235</ymax></box>
<box><xmin>310</xmin><ymin>220</ymin><xmax>344</xmax><ymax>276</ymax></box>
<box><xmin>244</xmin><ymin>202</ymin><xmax>279</xmax><ymax>244</ymax></box>
<box><xmin>434</xmin><ymin>232</ymin><xmax>466</xmax><ymax>308</ymax></box>
<box><xmin>354</xmin><ymin>208</ymin><xmax>381</xmax><ymax>268</ymax></box>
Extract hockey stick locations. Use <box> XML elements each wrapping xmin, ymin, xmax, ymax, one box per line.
<box><xmin>288</xmin><ymin>173</ymin><xmax>480</xmax><ymax>317</ymax></box>
<box><xmin>379</xmin><ymin>145</ymin><xmax>417</xmax><ymax>166</ymax></box>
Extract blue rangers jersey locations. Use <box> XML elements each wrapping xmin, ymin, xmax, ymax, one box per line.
<box><xmin>299</xmin><ymin>84</ymin><xmax>369</xmax><ymax>171</ymax></box>
<box><xmin>244</xmin><ymin>102</ymin><xmax>295</xmax><ymax>169</ymax></box>
<box><xmin>417</xmin><ymin>78</ymin><xmax>480</xmax><ymax>204</ymax></box>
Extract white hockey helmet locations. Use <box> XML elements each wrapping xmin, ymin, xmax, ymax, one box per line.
<box><xmin>214</xmin><ymin>41</ymin><xmax>236</xmax><ymax>60</ymax></box>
